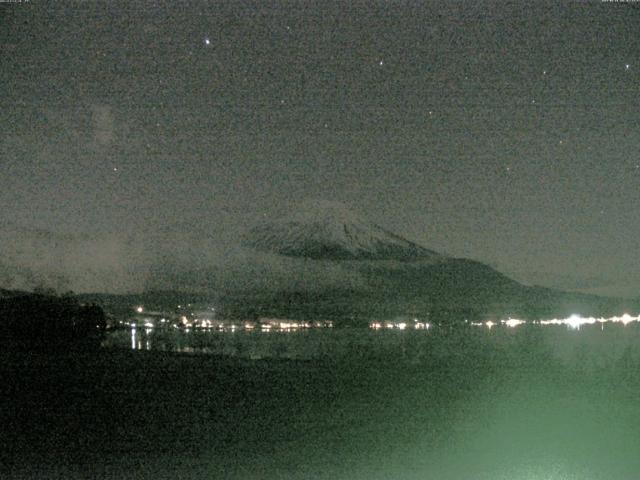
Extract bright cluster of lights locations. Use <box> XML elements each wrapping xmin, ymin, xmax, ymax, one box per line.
<box><xmin>471</xmin><ymin>313</ymin><xmax>640</xmax><ymax>330</ymax></box>
<box><xmin>277</xmin><ymin>321</ymin><xmax>310</xmax><ymax>330</ymax></box>
<box><xmin>503</xmin><ymin>318</ymin><xmax>526</xmax><ymax>328</ymax></box>
<box><xmin>538</xmin><ymin>313</ymin><xmax>639</xmax><ymax>329</ymax></box>
<box><xmin>259</xmin><ymin>319</ymin><xmax>333</xmax><ymax>331</ymax></box>
<box><xmin>126</xmin><ymin>316</ymin><xmax>334</xmax><ymax>332</ymax></box>
<box><xmin>470</xmin><ymin>319</ymin><xmax>524</xmax><ymax>328</ymax></box>
<box><xmin>128</xmin><ymin>306</ymin><xmax>640</xmax><ymax>334</ymax></box>
<box><xmin>368</xmin><ymin>314</ymin><xmax>640</xmax><ymax>331</ymax></box>
<box><xmin>369</xmin><ymin>319</ymin><xmax>431</xmax><ymax>330</ymax></box>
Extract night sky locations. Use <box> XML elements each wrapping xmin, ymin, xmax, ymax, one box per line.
<box><xmin>2</xmin><ymin>1</ymin><xmax>640</xmax><ymax>296</ymax></box>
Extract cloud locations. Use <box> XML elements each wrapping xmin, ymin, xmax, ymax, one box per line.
<box><xmin>91</xmin><ymin>104</ymin><xmax>115</xmax><ymax>146</ymax></box>
<box><xmin>0</xmin><ymin>222</ymin><xmax>151</xmax><ymax>294</ymax></box>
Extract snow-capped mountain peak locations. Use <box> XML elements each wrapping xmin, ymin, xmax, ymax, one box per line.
<box><xmin>242</xmin><ymin>200</ymin><xmax>442</xmax><ymax>261</ymax></box>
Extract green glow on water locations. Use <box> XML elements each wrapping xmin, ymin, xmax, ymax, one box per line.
<box><xmin>7</xmin><ymin>324</ymin><xmax>640</xmax><ymax>479</ymax></box>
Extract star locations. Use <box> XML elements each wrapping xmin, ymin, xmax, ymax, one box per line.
<box><xmin>379</xmin><ymin>60</ymin><xmax>384</xmax><ymax>66</ymax></box>
<box><xmin>625</xmin><ymin>64</ymin><xmax>630</xmax><ymax>70</ymax></box>
<box><xmin>204</xmin><ymin>38</ymin><xmax>211</xmax><ymax>46</ymax></box>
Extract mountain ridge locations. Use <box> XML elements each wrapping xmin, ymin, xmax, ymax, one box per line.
<box><xmin>242</xmin><ymin>200</ymin><xmax>441</xmax><ymax>262</ymax></box>
<box><xmin>1</xmin><ymin>201</ymin><xmax>637</xmax><ymax>322</ymax></box>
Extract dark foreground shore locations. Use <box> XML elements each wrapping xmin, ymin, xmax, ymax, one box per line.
<box><xmin>3</xmin><ymin>327</ymin><xmax>640</xmax><ymax>479</ymax></box>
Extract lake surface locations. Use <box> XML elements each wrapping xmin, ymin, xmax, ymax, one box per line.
<box><xmin>5</xmin><ymin>322</ymin><xmax>640</xmax><ymax>479</ymax></box>
<box><xmin>104</xmin><ymin>320</ymin><xmax>640</xmax><ymax>365</ymax></box>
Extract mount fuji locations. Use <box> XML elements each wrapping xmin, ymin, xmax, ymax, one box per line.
<box><xmin>208</xmin><ymin>200</ymin><xmax>625</xmax><ymax>323</ymax></box>
<box><xmin>242</xmin><ymin>200</ymin><xmax>441</xmax><ymax>262</ymax></box>
<box><xmin>1</xmin><ymin>201</ymin><xmax>630</xmax><ymax>323</ymax></box>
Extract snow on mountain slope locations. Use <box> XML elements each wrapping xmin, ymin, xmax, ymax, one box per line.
<box><xmin>242</xmin><ymin>200</ymin><xmax>442</xmax><ymax>261</ymax></box>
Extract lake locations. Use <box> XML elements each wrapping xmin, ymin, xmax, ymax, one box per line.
<box><xmin>4</xmin><ymin>322</ymin><xmax>640</xmax><ymax>479</ymax></box>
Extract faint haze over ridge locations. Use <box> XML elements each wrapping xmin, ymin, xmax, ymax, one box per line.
<box><xmin>1</xmin><ymin>201</ymin><xmax>639</xmax><ymax>299</ymax></box>
<box><xmin>2</xmin><ymin>1</ymin><xmax>640</xmax><ymax>296</ymax></box>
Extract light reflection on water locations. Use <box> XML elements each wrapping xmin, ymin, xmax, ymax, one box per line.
<box><xmin>104</xmin><ymin>320</ymin><xmax>640</xmax><ymax>366</ymax></box>
<box><xmin>99</xmin><ymin>320</ymin><xmax>640</xmax><ymax>480</ymax></box>
<box><xmin>27</xmin><ymin>317</ymin><xmax>640</xmax><ymax>480</ymax></box>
